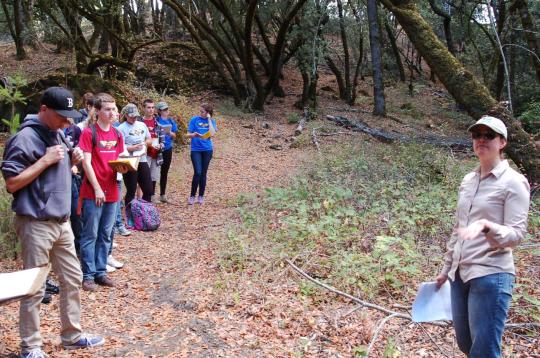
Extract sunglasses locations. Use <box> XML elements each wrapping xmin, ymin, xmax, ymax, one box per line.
<box><xmin>471</xmin><ymin>131</ymin><xmax>497</xmax><ymax>140</ymax></box>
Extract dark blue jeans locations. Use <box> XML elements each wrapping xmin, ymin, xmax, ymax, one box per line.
<box><xmin>190</xmin><ymin>150</ymin><xmax>213</xmax><ymax>197</ymax></box>
<box><xmin>79</xmin><ymin>199</ymin><xmax>116</xmax><ymax>281</ymax></box>
<box><xmin>451</xmin><ymin>271</ymin><xmax>514</xmax><ymax>358</ymax></box>
<box><xmin>70</xmin><ymin>174</ymin><xmax>83</xmax><ymax>254</ymax></box>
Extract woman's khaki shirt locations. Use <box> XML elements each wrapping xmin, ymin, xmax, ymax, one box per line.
<box><xmin>441</xmin><ymin>160</ymin><xmax>530</xmax><ymax>283</ymax></box>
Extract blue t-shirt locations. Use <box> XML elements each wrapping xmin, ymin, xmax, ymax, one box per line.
<box><xmin>156</xmin><ymin>116</ymin><xmax>178</xmax><ymax>151</ymax></box>
<box><xmin>188</xmin><ymin>116</ymin><xmax>217</xmax><ymax>152</ymax></box>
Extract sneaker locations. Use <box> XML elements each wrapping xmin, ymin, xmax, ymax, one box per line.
<box><xmin>151</xmin><ymin>195</ymin><xmax>160</xmax><ymax>204</ymax></box>
<box><xmin>197</xmin><ymin>196</ymin><xmax>204</xmax><ymax>205</ymax></box>
<box><xmin>106</xmin><ymin>264</ymin><xmax>116</xmax><ymax>273</ymax></box>
<box><xmin>188</xmin><ymin>196</ymin><xmax>195</xmax><ymax>205</ymax></box>
<box><xmin>45</xmin><ymin>278</ymin><xmax>60</xmax><ymax>294</ymax></box>
<box><xmin>160</xmin><ymin>195</ymin><xmax>170</xmax><ymax>203</ymax></box>
<box><xmin>112</xmin><ymin>241</ymin><xmax>119</xmax><ymax>249</ymax></box>
<box><xmin>117</xmin><ymin>226</ymin><xmax>131</xmax><ymax>236</ymax></box>
<box><xmin>63</xmin><ymin>333</ymin><xmax>105</xmax><ymax>350</ymax></box>
<box><xmin>95</xmin><ymin>275</ymin><xmax>115</xmax><ymax>287</ymax></box>
<box><xmin>41</xmin><ymin>291</ymin><xmax>52</xmax><ymax>304</ymax></box>
<box><xmin>107</xmin><ymin>255</ymin><xmax>124</xmax><ymax>269</ymax></box>
<box><xmin>82</xmin><ymin>280</ymin><xmax>98</xmax><ymax>292</ymax></box>
<box><xmin>19</xmin><ymin>348</ymin><xmax>48</xmax><ymax>358</ymax></box>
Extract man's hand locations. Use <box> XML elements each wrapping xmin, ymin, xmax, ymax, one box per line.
<box><xmin>94</xmin><ymin>188</ymin><xmax>105</xmax><ymax>206</ymax></box>
<box><xmin>41</xmin><ymin>145</ymin><xmax>65</xmax><ymax>166</ymax></box>
<box><xmin>71</xmin><ymin>147</ymin><xmax>84</xmax><ymax>165</ymax></box>
<box><xmin>116</xmin><ymin>164</ymin><xmax>129</xmax><ymax>174</ymax></box>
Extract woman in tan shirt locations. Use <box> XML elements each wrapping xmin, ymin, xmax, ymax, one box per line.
<box><xmin>435</xmin><ymin>116</ymin><xmax>530</xmax><ymax>358</ymax></box>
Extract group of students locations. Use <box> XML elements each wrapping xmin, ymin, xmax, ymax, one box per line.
<box><xmin>1</xmin><ymin>87</ymin><xmax>217</xmax><ymax>358</ymax></box>
<box><xmin>2</xmin><ymin>86</ymin><xmax>530</xmax><ymax>358</ymax></box>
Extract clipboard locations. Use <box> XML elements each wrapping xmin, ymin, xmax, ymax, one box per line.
<box><xmin>108</xmin><ymin>156</ymin><xmax>141</xmax><ymax>172</ymax></box>
<box><xmin>0</xmin><ymin>265</ymin><xmax>50</xmax><ymax>305</ymax></box>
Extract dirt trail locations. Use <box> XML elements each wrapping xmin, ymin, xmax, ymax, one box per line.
<box><xmin>0</xmin><ymin>115</ymin><xmax>307</xmax><ymax>357</ymax></box>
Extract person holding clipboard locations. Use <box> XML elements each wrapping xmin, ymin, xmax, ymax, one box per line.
<box><xmin>186</xmin><ymin>103</ymin><xmax>217</xmax><ymax>205</ymax></box>
<box><xmin>155</xmin><ymin>101</ymin><xmax>178</xmax><ymax>203</ymax></box>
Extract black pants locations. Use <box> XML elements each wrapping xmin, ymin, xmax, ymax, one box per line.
<box><xmin>190</xmin><ymin>150</ymin><xmax>213</xmax><ymax>197</ymax></box>
<box><xmin>160</xmin><ymin>148</ymin><xmax>173</xmax><ymax>195</ymax></box>
<box><xmin>123</xmin><ymin>161</ymin><xmax>153</xmax><ymax>205</ymax></box>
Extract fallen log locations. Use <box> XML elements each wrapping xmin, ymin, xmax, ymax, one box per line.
<box><xmin>326</xmin><ymin>115</ymin><xmax>471</xmax><ymax>150</ymax></box>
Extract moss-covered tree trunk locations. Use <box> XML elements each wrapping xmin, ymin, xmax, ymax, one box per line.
<box><xmin>380</xmin><ymin>0</ymin><xmax>540</xmax><ymax>184</ymax></box>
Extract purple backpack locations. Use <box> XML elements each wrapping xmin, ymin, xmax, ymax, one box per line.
<box><xmin>126</xmin><ymin>198</ymin><xmax>160</xmax><ymax>231</ymax></box>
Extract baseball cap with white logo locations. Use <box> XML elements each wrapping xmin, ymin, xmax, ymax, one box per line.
<box><xmin>41</xmin><ymin>86</ymin><xmax>82</xmax><ymax>119</ymax></box>
<box><xmin>468</xmin><ymin>115</ymin><xmax>507</xmax><ymax>139</ymax></box>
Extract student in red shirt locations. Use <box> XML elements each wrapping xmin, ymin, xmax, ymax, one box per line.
<box><xmin>78</xmin><ymin>93</ymin><xmax>127</xmax><ymax>292</ymax></box>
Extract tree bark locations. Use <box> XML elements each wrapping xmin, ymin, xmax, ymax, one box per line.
<box><xmin>510</xmin><ymin>0</ymin><xmax>540</xmax><ymax>84</ymax></box>
<box><xmin>428</xmin><ymin>0</ymin><xmax>455</xmax><ymax>55</ymax></box>
<box><xmin>337</xmin><ymin>0</ymin><xmax>352</xmax><ymax>103</ymax></box>
<box><xmin>380</xmin><ymin>0</ymin><xmax>540</xmax><ymax>184</ymax></box>
<box><xmin>384</xmin><ymin>17</ymin><xmax>405</xmax><ymax>81</ymax></box>
<box><xmin>367</xmin><ymin>0</ymin><xmax>386</xmax><ymax>116</ymax></box>
<box><xmin>1</xmin><ymin>0</ymin><xmax>27</xmax><ymax>59</ymax></box>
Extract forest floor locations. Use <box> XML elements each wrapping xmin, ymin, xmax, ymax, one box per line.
<box><xmin>1</xmin><ymin>45</ymin><xmax>539</xmax><ymax>357</ymax></box>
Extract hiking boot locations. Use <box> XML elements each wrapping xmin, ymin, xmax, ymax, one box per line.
<box><xmin>197</xmin><ymin>196</ymin><xmax>204</xmax><ymax>205</ymax></box>
<box><xmin>41</xmin><ymin>291</ymin><xmax>52</xmax><ymax>304</ymax></box>
<box><xmin>63</xmin><ymin>333</ymin><xmax>105</xmax><ymax>350</ymax></box>
<box><xmin>19</xmin><ymin>348</ymin><xmax>48</xmax><ymax>358</ymax></box>
<box><xmin>117</xmin><ymin>226</ymin><xmax>131</xmax><ymax>236</ymax></box>
<box><xmin>107</xmin><ymin>255</ymin><xmax>124</xmax><ymax>269</ymax></box>
<box><xmin>106</xmin><ymin>264</ymin><xmax>116</xmax><ymax>273</ymax></box>
<box><xmin>159</xmin><ymin>195</ymin><xmax>170</xmax><ymax>203</ymax></box>
<box><xmin>188</xmin><ymin>196</ymin><xmax>195</xmax><ymax>205</ymax></box>
<box><xmin>95</xmin><ymin>275</ymin><xmax>115</xmax><ymax>287</ymax></box>
<box><xmin>45</xmin><ymin>278</ymin><xmax>60</xmax><ymax>294</ymax></box>
<box><xmin>82</xmin><ymin>280</ymin><xmax>98</xmax><ymax>292</ymax></box>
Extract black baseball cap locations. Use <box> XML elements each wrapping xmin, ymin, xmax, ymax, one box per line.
<box><xmin>41</xmin><ymin>87</ymin><xmax>82</xmax><ymax>119</ymax></box>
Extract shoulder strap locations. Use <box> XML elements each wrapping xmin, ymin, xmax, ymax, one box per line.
<box><xmin>90</xmin><ymin>123</ymin><xmax>120</xmax><ymax>147</ymax></box>
<box><xmin>90</xmin><ymin>124</ymin><xmax>97</xmax><ymax>148</ymax></box>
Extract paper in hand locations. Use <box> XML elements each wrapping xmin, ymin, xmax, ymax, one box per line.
<box><xmin>412</xmin><ymin>281</ymin><xmax>452</xmax><ymax>322</ymax></box>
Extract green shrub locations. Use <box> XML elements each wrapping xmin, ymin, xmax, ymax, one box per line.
<box><xmin>0</xmin><ymin>177</ymin><xmax>18</xmax><ymax>259</ymax></box>
<box><xmin>518</xmin><ymin>101</ymin><xmax>540</xmax><ymax>135</ymax></box>
<box><xmin>287</xmin><ymin>112</ymin><xmax>301</xmax><ymax>124</ymax></box>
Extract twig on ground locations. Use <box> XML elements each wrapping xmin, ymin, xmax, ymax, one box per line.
<box><xmin>366</xmin><ymin>313</ymin><xmax>400</xmax><ymax>357</ymax></box>
<box><xmin>286</xmin><ymin>258</ymin><xmax>416</xmax><ymax>322</ymax></box>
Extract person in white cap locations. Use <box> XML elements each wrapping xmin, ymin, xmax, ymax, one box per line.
<box><xmin>435</xmin><ymin>115</ymin><xmax>530</xmax><ymax>358</ymax></box>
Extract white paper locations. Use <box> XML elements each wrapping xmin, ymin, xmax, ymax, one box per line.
<box><xmin>0</xmin><ymin>267</ymin><xmax>49</xmax><ymax>302</ymax></box>
<box><xmin>412</xmin><ymin>281</ymin><xmax>452</xmax><ymax>322</ymax></box>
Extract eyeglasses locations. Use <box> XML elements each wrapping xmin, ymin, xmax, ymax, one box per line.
<box><xmin>471</xmin><ymin>131</ymin><xmax>497</xmax><ymax>140</ymax></box>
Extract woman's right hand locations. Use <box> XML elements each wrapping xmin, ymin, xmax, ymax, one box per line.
<box><xmin>435</xmin><ymin>273</ymin><xmax>448</xmax><ymax>289</ymax></box>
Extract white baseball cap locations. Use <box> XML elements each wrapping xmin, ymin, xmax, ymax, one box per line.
<box><xmin>468</xmin><ymin>115</ymin><xmax>507</xmax><ymax>139</ymax></box>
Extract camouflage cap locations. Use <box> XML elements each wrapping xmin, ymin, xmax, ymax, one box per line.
<box><xmin>156</xmin><ymin>101</ymin><xmax>169</xmax><ymax>111</ymax></box>
<box><xmin>121</xmin><ymin>103</ymin><xmax>140</xmax><ymax>117</ymax></box>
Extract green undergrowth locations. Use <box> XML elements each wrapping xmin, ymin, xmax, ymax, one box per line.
<box><xmin>217</xmin><ymin>140</ymin><xmax>540</xmax><ymax>323</ymax></box>
<box><xmin>0</xmin><ymin>175</ymin><xmax>18</xmax><ymax>259</ymax></box>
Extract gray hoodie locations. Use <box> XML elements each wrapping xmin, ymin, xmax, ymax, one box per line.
<box><xmin>1</xmin><ymin>115</ymin><xmax>71</xmax><ymax>220</ymax></box>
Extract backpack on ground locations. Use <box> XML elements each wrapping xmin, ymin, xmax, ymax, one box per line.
<box><xmin>126</xmin><ymin>198</ymin><xmax>160</xmax><ymax>231</ymax></box>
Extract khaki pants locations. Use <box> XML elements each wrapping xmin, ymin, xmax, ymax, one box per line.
<box><xmin>14</xmin><ymin>216</ymin><xmax>83</xmax><ymax>352</ymax></box>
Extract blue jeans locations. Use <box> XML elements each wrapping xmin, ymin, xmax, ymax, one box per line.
<box><xmin>109</xmin><ymin>181</ymin><xmax>124</xmax><ymax>256</ymax></box>
<box><xmin>190</xmin><ymin>150</ymin><xmax>213</xmax><ymax>197</ymax></box>
<box><xmin>451</xmin><ymin>271</ymin><xmax>514</xmax><ymax>358</ymax></box>
<box><xmin>70</xmin><ymin>174</ymin><xmax>83</xmax><ymax>253</ymax></box>
<box><xmin>79</xmin><ymin>199</ymin><xmax>116</xmax><ymax>281</ymax></box>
